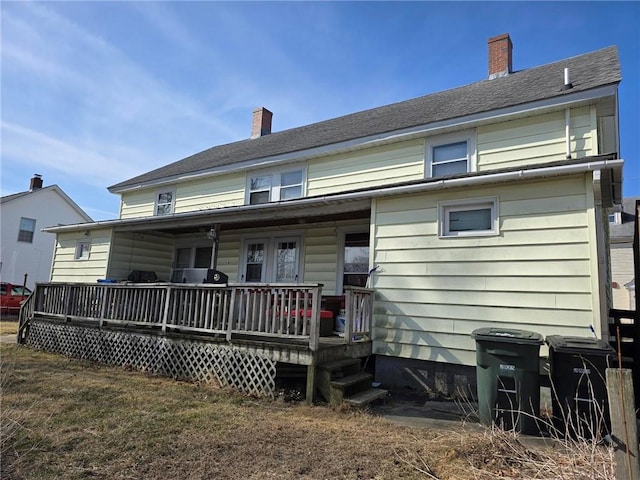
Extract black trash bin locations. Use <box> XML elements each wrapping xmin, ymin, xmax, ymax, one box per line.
<box><xmin>546</xmin><ymin>335</ymin><xmax>615</xmax><ymax>439</ymax></box>
<box><xmin>472</xmin><ymin>328</ymin><xmax>544</xmax><ymax>434</ymax></box>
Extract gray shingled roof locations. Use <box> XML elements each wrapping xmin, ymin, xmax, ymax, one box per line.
<box><xmin>109</xmin><ymin>46</ymin><xmax>620</xmax><ymax>192</ymax></box>
<box><xmin>611</xmin><ymin>197</ymin><xmax>639</xmax><ymax>240</ymax></box>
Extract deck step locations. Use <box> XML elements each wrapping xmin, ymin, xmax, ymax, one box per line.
<box><xmin>318</xmin><ymin>358</ymin><xmax>361</xmax><ymax>373</ymax></box>
<box><xmin>330</xmin><ymin>372</ymin><xmax>372</xmax><ymax>389</ymax></box>
<box><xmin>344</xmin><ymin>388</ymin><xmax>388</xmax><ymax>407</ymax></box>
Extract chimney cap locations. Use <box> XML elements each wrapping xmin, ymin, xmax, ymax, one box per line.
<box><xmin>488</xmin><ymin>33</ymin><xmax>511</xmax><ymax>44</ymax></box>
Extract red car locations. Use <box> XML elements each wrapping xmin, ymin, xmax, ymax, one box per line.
<box><xmin>0</xmin><ymin>282</ymin><xmax>32</xmax><ymax>315</ymax></box>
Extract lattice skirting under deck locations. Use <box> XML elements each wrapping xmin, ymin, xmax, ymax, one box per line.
<box><xmin>25</xmin><ymin>321</ymin><xmax>276</xmax><ymax>397</ymax></box>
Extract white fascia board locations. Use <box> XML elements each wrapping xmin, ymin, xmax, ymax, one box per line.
<box><xmin>110</xmin><ymin>85</ymin><xmax>618</xmax><ymax>194</ymax></box>
<box><xmin>48</xmin><ymin>158</ymin><xmax>623</xmax><ymax>234</ymax></box>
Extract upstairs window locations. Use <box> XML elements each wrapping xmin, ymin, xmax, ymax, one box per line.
<box><xmin>247</xmin><ymin>168</ymin><xmax>304</xmax><ymax>205</ymax></box>
<box><xmin>426</xmin><ymin>132</ymin><xmax>475</xmax><ymax>178</ymax></box>
<box><xmin>154</xmin><ymin>188</ymin><xmax>175</xmax><ymax>215</ymax></box>
<box><xmin>18</xmin><ymin>217</ymin><xmax>36</xmax><ymax>243</ymax></box>
<box><xmin>432</xmin><ymin>141</ymin><xmax>468</xmax><ymax>177</ymax></box>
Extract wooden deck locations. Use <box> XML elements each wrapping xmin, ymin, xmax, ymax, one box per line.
<box><xmin>18</xmin><ymin>282</ymin><xmax>375</xmax><ymax>402</ymax></box>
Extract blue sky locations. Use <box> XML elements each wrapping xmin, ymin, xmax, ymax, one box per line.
<box><xmin>2</xmin><ymin>1</ymin><xmax>639</xmax><ymax>221</ymax></box>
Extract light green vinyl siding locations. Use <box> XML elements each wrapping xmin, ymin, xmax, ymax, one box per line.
<box><xmin>120</xmin><ymin>190</ymin><xmax>155</xmax><ymax>219</ymax></box>
<box><xmin>215</xmin><ymin>231</ymin><xmax>242</xmax><ymax>281</ymax></box>
<box><xmin>371</xmin><ymin>174</ymin><xmax>596</xmax><ymax>366</ymax></box>
<box><xmin>477</xmin><ymin>107</ymin><xmax>593</xmax><ymax>170</ymax></box>
<box><xmin>119</xmin><ymin>173</ymin><xmax>245</xmax><ymax>219</ymax></box>
<box><xmin>307</xmin><ymin>140</ymin><xmax>424</xmax><ymax>196</ymax></box>
<box><xmin>303</xmin><ymin>226</ymin><xmax>339</xmax><ymax>292</ymax></box>
<box><xmin>50</xmin><ymin>229</ymin><xmax>112</xmax><ymax>282</ymax></box>
<box><xmin>107</xmin><ymin>232</ymin><xmax>174</xmax><ymax>281</ymax></box>
<box><xmin>174</xmin><ymin>173</ymin><xmax>245</xmax><ymax>213</ymax></box>
<box><xmin>303</xmin><ymin>218</ymin><xmax>369</xmax><ymax>294</ymax></box>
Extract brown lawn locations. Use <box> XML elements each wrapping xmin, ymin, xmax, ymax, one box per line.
<box><xmin>1</xmin><ymin>344</ymin><xmax>613</xmax><ymax>479</ymax></box>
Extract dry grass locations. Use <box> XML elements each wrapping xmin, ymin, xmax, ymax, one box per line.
<box><xmin>0</xmin><ymin>321</ymin><xmax>19</xmax><ymax>335</ymax></box>
<box><xmin>1</xmin><ymin>344</ymin><xmax>615</xmax><ymax>480</ymax></box>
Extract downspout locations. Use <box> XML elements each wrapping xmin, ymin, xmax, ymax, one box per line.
<box><xmin>565</xmin><ymin>108</ymin><xmax>572</xmax><ymax>159</ymax></box>
<box><xmin>590</xmin><ymin>170</ymin><xmax>610</xmax><ymax>338</ymax></box>
<box><xmin>563</xmin><ymin>68</ymin><xmax>573</xmax><ymax>160</ymax></box>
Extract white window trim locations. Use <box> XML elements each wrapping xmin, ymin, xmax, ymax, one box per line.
<box><xmin>239</xmin><ymin>232</ymin><xmax>304</xmax><ymax>282</ymax></box>
<box><xmin>75</xmin><ymin>240</ymin><xmax>91</xmax><ymax>261</ymax></box>
<box><xmin>245</xmin><ymin>165</ymin><xmax>307</xmax><ymax>204</ymax></box>
<box><xmin>438</xmin><ymin>197</ymin><xmax>498</xmax><ymax>238</ymax></box>
<box><xmin>425</xmin><ymin>130</ymin><xmax>476</xmax><ymax>178</ymax></box>
<box><xmin>154</xmin><ymin>186</ymin><xmax>176</xmax><ymax>216</ymax></box>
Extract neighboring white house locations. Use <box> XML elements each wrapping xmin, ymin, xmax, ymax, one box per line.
<box><xmin>609</xmin><ymin>197</ymin><xmax>638</xmax><ymax>310</ymax></box>
<box><xmin>0</xmin><ymin>175</ymin><xmax>92</xmax><ymax>289</ymax></box>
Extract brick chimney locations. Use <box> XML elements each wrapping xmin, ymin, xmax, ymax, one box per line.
<box><xmin>251</xmin><ymin>107</ymin><xmax>273</xmax><ymax>139</ymax></box>
<box><xmin>30</xmin><ymin>174</ymin><xmax>43</xmax><ymax>190</ymax></box>
<box><xmin>488</xmin><ymin>33</ymin><xmax>513</xmax><ymax>79</ymax></box>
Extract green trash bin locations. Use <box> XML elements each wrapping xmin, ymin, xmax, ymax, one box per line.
<box><xmin>546</xmin><ymin>335</ymin><xmax>615</xmax><ymax>439</ymax></box>
<box><xmin>472</xmin><ymin>328</ymin><xmax>544</xmax><ymax>434</ymax></box>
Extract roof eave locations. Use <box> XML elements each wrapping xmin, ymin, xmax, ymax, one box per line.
<box><xmin>50</xmin><ymin>156</ymin><xmax>624</xmax><ymax>234</ymax></box>
<box><xmin>108</xmin><ymin>84</ymin><xmax>619</xmax><ymax>195</ymax></box>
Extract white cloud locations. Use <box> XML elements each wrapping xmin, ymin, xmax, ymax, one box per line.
<box><xmin>1</xmin><ymin>122</ymin><xmax>141</xmax><ymax>188</ymax></box>
<box><xmin>128</xmin><ymin>2</ymin><xmax>201</xmax><ymax>53</ymax></box>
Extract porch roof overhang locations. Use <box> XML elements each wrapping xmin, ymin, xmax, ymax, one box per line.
<box><xmin>45</xmin><ymin>155</ymin><xmax>623</xmax><ymax>235</ymax></box>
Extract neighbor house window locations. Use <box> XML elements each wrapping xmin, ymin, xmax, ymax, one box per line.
<box><xmin>439</xmin><ymin>198</ymin><xmax>498</xmax><ymax>237</ymax></box>
<box><xmin>247</xmin><ymin>168</ymin><xmax>305</xmax><ymax>205</ymax></box>
<box><xmin>426</xmin><ymin>131</ymin><xmax>475</xmax><ymax>178</ymax></box>
<box><xmin>75</xmin><ymin>241</ymin><xmax>91</xmax><ymax>260</ymax></box>
<box><xmin>18</xmin><ymin>217</ymin><xmax>36</xmax><ymax>243</ymax></box>
<box><xmin>608</xmin><ymin>212</ymin><xmax>621</xmax><ymax>224</ymax></box>
<box><xmin>154</xmin><ymin>188</ymin><xmax>175</xmax><ymax>215</ymax></box>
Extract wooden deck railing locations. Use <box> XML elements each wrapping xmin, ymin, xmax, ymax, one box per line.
<box><xmin>19</xmin><ymin>282</ymin><xmax>374</xmax><ymax>351</ymax></box>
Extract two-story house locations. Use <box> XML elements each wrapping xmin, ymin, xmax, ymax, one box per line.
<box><xmin>34</xmin><ymin>34</ymin><xmax>623</xmax><ymax>397</ymax></box>
<box><xmin>609</xmin><ymin>197</ymin><xmax>638</xmax><ymax>311</ymax></box>
<box><xmin>1</xmin><ymin>175</ymin><xmax>92</xmax><ymax>289</ymax></box>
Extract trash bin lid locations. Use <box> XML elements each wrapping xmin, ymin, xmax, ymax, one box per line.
<box><xmin>545</xmin><ymin>335</ymin><xmax>615</xmax><ymax>355</ymax></box>
<box><xmin>471</xmin><ymin>327</ymin><xmax>543</xmax><ymax>345</ymax></box>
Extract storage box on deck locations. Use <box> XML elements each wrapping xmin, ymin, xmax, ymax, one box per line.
<box><xmin>292</xmin><ymin>309</ymin><xmax>334</xmax><ymax>336</ymax></box>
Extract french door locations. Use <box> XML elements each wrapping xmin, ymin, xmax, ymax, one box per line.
<box><xmin>242</xmin><ymin>236</ymin><xmax>301</xmax><ymax>283</ymax></box>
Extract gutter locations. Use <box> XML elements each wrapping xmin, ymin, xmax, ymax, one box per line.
<box><xmin>46</xmin><ymin>158</ymin><xmax>624</xmax><ymax>234</ymax></box>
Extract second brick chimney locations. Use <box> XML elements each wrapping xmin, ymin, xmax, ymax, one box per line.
<box><xmin>488</xmin><ymin>33</ymin><xmax>513</xmax><ymax>79</ymax></box>
<box><xmin>30</xmin><ymin>174</ymin><xmax>43</xmax><ymax>191</ymax></box>
<box><xmin>251</xmin><ymin>107</ymin><xmax>273</xmax><ymax>139</ymax></box>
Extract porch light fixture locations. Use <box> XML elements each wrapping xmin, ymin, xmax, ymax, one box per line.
<box><xmin>206</xmin><ymin>227</ymin><xmax>217</xmax><ymax>242</ymax></box>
